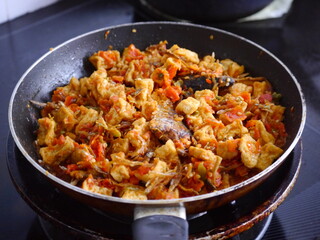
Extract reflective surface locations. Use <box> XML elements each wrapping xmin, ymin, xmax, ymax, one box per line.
<box><xmin>1</xmin><ymin>0</ymin><xmax>320</xmax><ymax>239</ymax></box>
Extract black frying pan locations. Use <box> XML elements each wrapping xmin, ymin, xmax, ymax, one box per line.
<box><xmin>8</xmin><ymin>22</ymin><xmax>306</xmax><ymax>239</ymax></box>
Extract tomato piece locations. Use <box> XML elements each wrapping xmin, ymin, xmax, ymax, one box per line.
<box><xmin>205</xmin><ymin>118</ymin><xmax>224</xmax><ymax>128</ymax></box>
<box><xmin>66</xmin><ymin>164</ymin><xmax>78</xmax><ymax>173</ymax></box>
<box><xmin>221</xmin><ymin>106</ymin><xmax>247</xmax><ymax>123</ymax></box>
<box><xmin>128</xmin><ymin>175</ymin><xmax>140</xmax><ymax>185</ymax></box>
<box><xmin>240</xmin><ymin>92</ymin><xmax>251</xmax><ymax>104</ymax></box>
<box><xmin>111</xmin><ymin>75</ymin><xmax>124</xmax><ymax>83</ymax></box>
<box><xmin>90</xmin><ymin>135</ymin><xmax>106</xmax><ymax>162</ymax></box>
<box><xmin>64</xmin><ymin>95</ymin><xmax>77</xmax><ymax>106</ymax></box>
<box><xmin>205</xmin><ymin>78</ymin><xmax>213</xmax><ymax>84</ymax></box>
<box><xmin>259</xmin><ymin>93</ymin><xmax>272</xmax><ymax>103</ymax></box>
<box><xmin>52</xmin><ymin>88</ymin><xmax>66</xmax><ymax>102</ymax></box>
<box><xmin>226</xmin><ymin>139</ymin><xmax>241</xmax><ymax>152</ymax></box>
<box><xmin>254</xmin><ymin>127</ymin><xmax>261</xmax><ymax>139</ymax></box>
<box><xmin>167</xmin><ymin>64</ymin><xmax>179</xmax><ymax>79</ymax></box>
<box><xmin>68</xmin><ymin>103</ymin><xmax>80</xmax><ymax>112</ymax></box>
<box><xmin>272</xmin><ymin>122</ymin><xmax>287</xmax><ymax>137</ymax></box>
<box><xmin>98</xmin><ymin>50</ymin><xmax>118</xmax><ymax>69</ymax></box>
<box><xmin>136</xmin><ymin>165</ymin><xmax>151</xmax><ymax>175</ymax></box>
<box><xmin>52</xmin><ymin>135</ymin><xmax>66</xmax><ymax>146</ymax></box>
<box><xmin>99</xmin><ymin>178</ymin><xmax>115</xmax><ymax>190</ymax></box>
<box><xmin>151</xmin><ymin>68</ymin><xmax>170</xmax><ymax>86</ymax></box>
<box><xmin>163</xmin><ymin>76</ymin><xmax>172</xmax><ymax>88</ymax></box>
<box><xmin>265</xmin><ymin>122</ymin><xmax>272</xmax><ymax>132</ymax></box>
<box><xmin>124</xmin><ymin>44</ymin><xmax>144</xmax><ymax>62</ymax></box>
<box><xmin>245</xmin><ymin>120</ymin><xmax>257</xmax><ymax>128</ymax></box>
<box><xmin>164</xmin><ymin>86</ymin><xmax>181</xmax><ymax>103</ymax></box>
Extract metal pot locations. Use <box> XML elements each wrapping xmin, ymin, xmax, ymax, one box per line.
<box><xmin>8</xmin><ymin>22</ymin><xmax>306</xmax><ymax>239</ymax></box>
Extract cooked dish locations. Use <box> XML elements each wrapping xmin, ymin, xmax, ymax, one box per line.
<box><xmin>36</xmin><ymin>41</ymin><xmax>287</xmax><ymax>200</ymax></box>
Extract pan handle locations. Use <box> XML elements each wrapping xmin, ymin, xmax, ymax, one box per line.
<box><xmin>132</xmin><ymin>205</ymin><xmax>188</xmax><ymax>240</ymax></box>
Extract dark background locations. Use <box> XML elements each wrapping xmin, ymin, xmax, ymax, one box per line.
<box><xmin>0</xmin><ymin>0</ymin><xmax>319</xmax><ymax>239</ymax></box>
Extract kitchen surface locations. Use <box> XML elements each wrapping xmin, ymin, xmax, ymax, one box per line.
<box><xmin>0</xmin><ymin>0</ymin><xmax>319</xmax><ymax>239</ymax></box>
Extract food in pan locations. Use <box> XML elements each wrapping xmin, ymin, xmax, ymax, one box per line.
<box><xmin>36</xmin><ymin>41</ymin><xmax>287</xmax><ymax>200</ymax></box>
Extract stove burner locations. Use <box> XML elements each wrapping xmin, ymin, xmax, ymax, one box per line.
<box><xmin>6</xmin><ymin>134</ymin><xmax>301</xmax><ymax>239</ymax></box>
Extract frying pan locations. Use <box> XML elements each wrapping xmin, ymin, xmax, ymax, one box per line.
<box><xmin>8</xmin><ymin>22</ymin><xmax>306</xmax><ymax>239</ymax></box>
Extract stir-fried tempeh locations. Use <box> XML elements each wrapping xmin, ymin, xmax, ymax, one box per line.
<box><xmin>36</xmin><ymin>41</ymin><xmax>287</xmax><ymax>200</ymax></box>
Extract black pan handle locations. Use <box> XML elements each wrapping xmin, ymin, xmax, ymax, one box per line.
<box><xmin>132</xmin><ymin>205</ymin><xmax>188</xmax><ymax>240</ymax></box>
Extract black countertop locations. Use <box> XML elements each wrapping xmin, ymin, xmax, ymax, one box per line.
<box><xmin>0</xmin><ymin>0</ymin><xmax>319</xmax><ymax>239</ymax></box>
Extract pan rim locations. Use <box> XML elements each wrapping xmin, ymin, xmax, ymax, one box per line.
<box><xmin>8</xmin><ymin>21</ymin><xmax>307</xmax><ymax>206</ymax></box>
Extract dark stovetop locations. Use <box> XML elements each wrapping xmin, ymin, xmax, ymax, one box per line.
<box><xmin>1</xmin><ymin>0</ymin><xmax>319</xmax><ymax>239</ymax></box>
